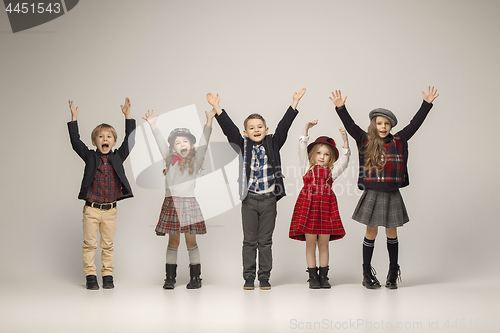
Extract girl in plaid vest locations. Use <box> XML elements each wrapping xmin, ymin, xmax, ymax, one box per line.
<box><xmin>142</xmin><ymin>108</ymin><xmax>216</xmax><ymax>290</ymax></box>
<box><xmin>330</xmin><ymin>87</ymin><xmax>439</xmax><ymax>289</ymax></box>
<box><xmin>289</xmin><ymin>119</ymin><xmax>350</xmax><ymax>289</ymax></box>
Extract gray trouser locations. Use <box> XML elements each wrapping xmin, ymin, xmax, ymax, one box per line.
<box><xmin>241</xmin><ymin>195</ymin><xmax>277</xmax><ymax>280</ymax></box>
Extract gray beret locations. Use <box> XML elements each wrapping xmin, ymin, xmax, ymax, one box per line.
<box><xmin>369</xmin><ymin>108</ymin><xmax>397</xmax><ymax>127</ymax></box>
<box><xmin>167</xmin><ymin>128</ymin><xmax>196</xmax><ymax>145</ymax></box>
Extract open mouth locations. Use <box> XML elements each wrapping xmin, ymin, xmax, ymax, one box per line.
<box><xmin>102</xmin><ymin>144</ymin><xmax>109</xmax><ymax>150</ymax></box>
<box><xmin>181</xmin><ymin>148</ymin><xmax>188</xmax><ymax>154</ymax></box>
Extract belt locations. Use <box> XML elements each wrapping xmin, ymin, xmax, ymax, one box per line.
<box><xmin>86</xmin><ymin>201</ymin><xmax>117</xmax><ymax>210</ymax></box>
<box><xmin>246</xmin><ymin>191</ymin><xmax>275</xmax><ymax>200</ymax></box>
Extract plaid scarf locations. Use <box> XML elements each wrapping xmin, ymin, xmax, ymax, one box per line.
<box><xmin>364</xmin><ymin>135</ymin><xmax>404</xmax><ymax>183</ymax></box>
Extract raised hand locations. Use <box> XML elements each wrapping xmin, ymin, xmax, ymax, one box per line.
<box><xmin>205</xmin><ymin>108</ymin><xmax>217</xmax><ymax>126</ymax></box>
<box><xmin>206</xmin><ymin>93</ymin><xmax>223</xmax><ymax>115</ymax></box>
<box><xmin>329</xmin><ymin>90</ymin><xmax>348</xmax><ymax>108</ymax></box>
<box><xmin>121</xmin><ymin>97</ymin><xmax>131</xmax><ymax>119</ymax></box>
<box><xmin>422</xmin><ymin>86</ymin><xmax>439</xmax><ymax>104</ymax></box>
<box><xmin>206</xmin><ymin>93</ymin><xmax>220</xmax><ymax>108</ymax></box>
<box><xmin>291</xmin><ymin>88</ymin><xmax>306</xmax><ymax>110</ymax></box>
<box><xmin>69</xmin><ymin>100</ymin><xmax>79</xmax><ymax>121</ymax></box>
<box><xmin>339</xmin><ymin>127</ymin><xmax>349</xmax><ymax>148</ymax></box>
<box><xmin>142</xmin><ymin>110</ymin><xmax>159</xmax><ymax>128</ymax></box>
<box><xmin>302</xmin><ymin>119</ymin><xmax>318</xmax><ymax>136</ymax></box>
<box><xmin>293</xmin><ymin>88</ymin><xmax>306</xmax><ymax>102</ymax></box>
<box><xmin>306</xmin><ymin>119</ymin><xmax>318</xmax><ymax>130</ymax></box>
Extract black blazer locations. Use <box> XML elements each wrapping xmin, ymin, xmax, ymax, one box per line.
<box><xmin>68</xmin><ymin>119</ymin><xmax>136</xmax><ymax>201</ymax></box>
<box><xmin>215</xmin><ymin>106</ymin><xmax>298</xmax><ymax>201</ymax></box>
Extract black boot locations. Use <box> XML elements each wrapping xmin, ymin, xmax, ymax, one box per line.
<box><xmin>86</xmin><ymin>275</ymin><xmax>99</xmax><ymax>290</ymax></box>
<box><xmin>102</xmin><ymin>275</ymin><xmax>114</xmax><ymax>289</ymax></box>
<box><xmin>186</xmin><ymin>264</ymin><xmax>202</xmax><ymax>289</ymax></box>
<box><xmin>318</xmin><ymin>266</ymin><xmax>331</xmax><ymax>289</ymax></box>
<box><xmin>163</xmin><ymin>264</ymin><xmax>177</xmax><ymax>289</ymax></box>
<box><xmin>307</xmin><ymin>267</ymin><xmax>321</xmax><ymax>289</ymax></box>
<box><xmin>362</xmin><ymin>264</ymin><xmax>381</xmax><ymax>289</ymax></box>
<box><xmin>385</xmin><ymin>263</ymin><xmax>401</xmax><ymax>289</ymax></box>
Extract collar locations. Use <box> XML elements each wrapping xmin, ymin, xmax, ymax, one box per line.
<box><xmin>384</xmin><ymin>134</ymin><xmax>394</xmax><ymax>144</ymax></box>
<box><xmin>97</xmin><ymin>150</ymin><xmax>110</xmax><ymax>156</ymax></box>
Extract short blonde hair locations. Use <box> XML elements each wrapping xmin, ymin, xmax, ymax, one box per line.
<box><xmin>91</xmin><ymin>123</ymin><xmax>117</xmax><ymax>143</ymax></box>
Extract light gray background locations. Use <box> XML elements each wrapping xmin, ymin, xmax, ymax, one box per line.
<box><xmin>0</xmin><ymin>1</ymin><xmax>498</xmax><ymax>332</ymax></box>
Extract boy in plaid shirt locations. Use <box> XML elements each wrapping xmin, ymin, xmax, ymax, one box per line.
<box><xmin>207</xmin><ymin>89</ymin><xmax>305</xmax><ymax>289</ymax></box>
<box><xmin>68</xmin><ymin>98</ymin><xmax>136</xmax><ymax>290</ymax></box>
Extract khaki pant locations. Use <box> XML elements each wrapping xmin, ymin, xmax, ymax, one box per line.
<box><xmin>82</xmin><ymin>205</ymin><xmax>117</xmax><ymax>276</ymax></box>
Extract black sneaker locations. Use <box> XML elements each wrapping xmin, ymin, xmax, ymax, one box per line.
<box><xmin>86</xmin><ymin>275</ymin><xmax>99</xmax><ymax>290</ymax></box>
<box><xmin>243</xmin><ymin>277</ymin><xmax>254</xmax><ymax>290</ymax></box>
<box><xmin>102</xmin><ymin>275</ymin><xmax>114</xmax><ymax>289</ymax></box>
<box><xmin>259</xmin><ymin>278</ymin><xmax>271</xmax><ymax>290</ymax></box>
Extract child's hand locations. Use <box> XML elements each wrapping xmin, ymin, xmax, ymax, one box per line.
<box><xmin>306</xmin><ymin>119</ymin><xmax>318</xmax><ymax>130</ymax></box>
<box><xmin>293</xmin><ymin>88</ymin><xmax>306</xmax><ymax>102</ymax></box>
<box><xmin>205</xmin><ymin>108</ymin><xmax>216</xmax><ymax>126</ymax></box>
<box><xmin>291</xmin><ymin>88</ymin><xmax>306</xmax><ymax>110</ymax></box>
<box><xmin>121</xmin><ymin>97</ymin><xmax>132</xmax><ymax>119</ymax></box>
<box><xmin>329</xmin><ymin>90</ymin><xmax>348</xmax><ymax>108</ymax></box>
<box><xmin>206</xmin><ymin>93</ymin><xmax>220</xmax><ymax>107</ymax></box>
<box><xmin>302</xmin><ymin>119</ymin><xmax>318</xmax><ymax>136</ymax></box>
<box><xmin>206</xmin><ymin>93</ymin><xmax>223</xmax><ymax>115</ymax></box>
<box><xmin>422</xmin><ymin>86</ymin><xmax>439</xmax><ymax>104</ymax></box>
<box><xmin>69</xmin><ymin>100</ymin><xmax>78</xmax><ymax>121</ymax></box>
<box><xmin>339</xmin><ymin>127</ymin><xmax>349</xmax><ymax>148</ymax></box>
<box><xmin>142</xmin><ymin>110</ymin><xmax>159</xmax><ymax>128</ymax></box>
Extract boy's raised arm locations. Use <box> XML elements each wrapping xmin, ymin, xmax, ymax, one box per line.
<box><xmin>69</xmin><ymin>100</ymin><xmax>78</xmax><ymax>121</ymax></box>
<box><xmin>291</xmin><ymin>88</ymin><xmax>306</xmax><ymax>110</ymax></box>
<box><xmin>67</xmin><ymin>100</ymin><xmax>91</xmax><ymax>159</ymax></box>
<box><xmin>206</xmin><ymin>93</ymin><xmax>223</xmax><ymax>115</ymax></box>
<box><xmin>121</xmin><ymin>97</ymin><xmax>132</xmax><ymax>119</ymax></box>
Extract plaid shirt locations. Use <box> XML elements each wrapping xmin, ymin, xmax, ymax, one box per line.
<box><xmin>364</xmin><ymin>135</ymin><xmax>404</xmax><ymax>183</ymax></box>
<box><xmin>86</xmin><ymin>152</ymin><xmax>121</xmax><ymax>204</ymax></box>
<box><xmin>248</xmin><ymin>143</ymin><xmax>275</xmax><ymax>192</ymax></box>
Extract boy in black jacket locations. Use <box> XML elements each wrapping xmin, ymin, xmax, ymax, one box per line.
<box><xmin>207</xmin><ymin>89</ymin><xmax>305</xmax><ymax>289</ymax></box>
<box><xmin>68</xmin><ymin>98</ymin><xmax>136</xmax><ymax>290</ymax></box>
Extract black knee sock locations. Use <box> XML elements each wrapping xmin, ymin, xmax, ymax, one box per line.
<box><xmin>387</xmin><ymin>237</ymin><xmax>399</xmax><ymax>265</ymax></box>
<box><xmin>362</xmin><ymin>237</ymin><xmax>375</xmax><ymax>265</ymax></box>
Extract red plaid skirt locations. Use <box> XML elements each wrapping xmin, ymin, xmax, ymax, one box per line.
<box><xmin>289</xmin><ymin>166</ymin><xmax>345</xmax><ymax>241</ymax></box>
<box><xmin>155</xmin><ymin>196</ymin><xmax>207</xmax><ymax>235</ymax></box>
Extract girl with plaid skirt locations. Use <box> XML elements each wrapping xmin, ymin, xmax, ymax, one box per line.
<box><xmin>330</xmin><ymin>87</ymin><xmax>439</xmax><ymax>289</ymax></box>
<box><xmin>143</xmin><ymin>108</ymin><xmax>216</xmax><ymax>289</ymax></box>
<box><xmin>289</xmin><ymin>119</ymin><xmax>350</xmax><ymax>289</ymax></box>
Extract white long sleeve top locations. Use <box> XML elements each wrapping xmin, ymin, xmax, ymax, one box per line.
<box><xmin>299</xmin><ymin>135</ymin><xmax>350</xmax><ymax>179</ymax></box>
<box><xmin>153</xmin><ymin>125</ymin><xmax>212</xmax><ymax>198</ymax></box>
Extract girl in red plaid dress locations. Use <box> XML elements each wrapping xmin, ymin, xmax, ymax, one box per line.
<box><xmin>143</xmin><ymin>108</ymin><xmax>216</xmax><ymax>290</ymax></box>
<box><xmin>289</xmin><ymin>119</ymin><xmax>350</xmax><ymax>289</ymax></box>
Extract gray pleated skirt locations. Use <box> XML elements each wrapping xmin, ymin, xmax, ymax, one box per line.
<box><xmin>352</xmin><ymin>189</ymin><xmax>409</xmax><ymax>228</ymax></box>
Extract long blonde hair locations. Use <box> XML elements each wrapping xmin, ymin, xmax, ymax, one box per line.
<box><xmin>364</xmin><ymin>118</ymin><xmax>387</xmax><ymax>173</ymax></box>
